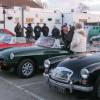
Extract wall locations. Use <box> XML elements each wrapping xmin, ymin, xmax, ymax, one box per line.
<box><xmin>64</xmin><ymin>12</ymin><xmax>100</xmax><ymax>33</ymax></box>
<box><xmin>0</xmin><ymin>7</ymin><xmax>62</xmax><ymax>36</ymax></box>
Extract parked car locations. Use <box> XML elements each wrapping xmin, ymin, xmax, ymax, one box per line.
<box><xmin>0</xmin><ymin>29</ymin><xmax>15</xmax><ymax>36</ymax></box>
<box><xmin>44</xmin><ymin>55</ymin><xmax>67</xmax><ymax>76</ymax></box>
<box><xmin>90</xmin><ymin>34</ymin><xmax>100</xmax><ymax>47</ymax></box>
<box><xmin>88</xmin><ymin>26</ymin><xmax>100</xmax><ymax>39</ymax></box>
<box><xmin>0</xmin><ymin>36</ymin><xmax>34</xmax><ymax>48</ymax></box>
<box><xmin>0</xmin><ymin>29</ymin><xmax>14</xmax><ymax>41</ymax></box>
<box><xmin>0</xmin><ymin>37</ymin><xmax>71</xmax><ymax>78</ymax></box>
<box><xmin>44</xmin><ymin>52</ymin><xmax>100</xmax><ymax>100</ymax></box>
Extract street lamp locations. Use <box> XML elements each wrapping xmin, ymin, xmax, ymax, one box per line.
<box><xmin>21</xmin><ymin>6</ymin><xmax>25</xmax><ymax>35</ymax></box>
<box><xmin>3</xmin><ymin>8</ymin><xmax>6</xmax><ymax>29</ymax></box>
<box><xmin>54</xmin><ymin>9</ymin><xmax>64</xmax><ymax>26</ymax></box>
<box><xmin>61</xmin><ymin>13</ymin><xmax>64</xmax><ymax>26</ymax></box>
<box><xmin>14</xmin><ymin>6</ymin><xmax>25</xmax><ymax>35</ymax></box>
<box><xmin>41</xmin><ymin>0</ymin><xmax>47</xmax><ymax>8</ymax></box>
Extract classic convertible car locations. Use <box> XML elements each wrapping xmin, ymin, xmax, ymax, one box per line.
<box><xmin>0</xmin><ymin>37</ymin><xmax>70</xmax><ymax>78</ymax></box>
<box><xmin>90</xmin><ymin>34</ymin><xmax>100</xmax><ymax>47</ymax></box>
<box><xmin>44</xmin><ymin>52</ymin><xmax>100</xmax><ymax>100</ymax></box>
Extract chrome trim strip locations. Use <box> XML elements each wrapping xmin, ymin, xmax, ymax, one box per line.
<box><xmin>43</xmin><ymin>73</ymin><xmax>49</xmax><ymax>77</ymax></box>
<box><xmin>73</xmin><ymin>85</ymin><xmax>93</xmax><ymax>92</ymax></box>
<box><xmin>49</xmin><ymin>78</ymin><xmax>93</xmax><ymax>92</ymax></box>
<box><xmin>51</xmin><ymin>67</ymin><xmax>73</xmax><ymax>83</ymax></box>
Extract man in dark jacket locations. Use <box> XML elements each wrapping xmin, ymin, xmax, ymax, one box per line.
<box><xmin>24</xmin><ymin>23</ymin><xmax>33</xmax><ymax>43</ymax></box>
<box><xmin>61</xmin><ymin>24</ymin><xmax>69</xmax><ymax>47</ymax></box>
<box><xmin>34</xmin><ymin>23</ymin><xmax>41</xmax><ymax>40</ymax></box>
<box><xmin>14</xmin><ymin>22</ymin><xmax>22</xmax><ymax>37</ymax></box>
<box><xmin>42</xmin><ymin>23</ymin><xmax>49</xmax><ymax>37</ymax></box>
<box><xmin>52</xmin><ymin>26</ymin><xmax>60</xmax><ymax>39</ymax></box>
<box><xmin>64</xmin><ymin>26</ymin><xmax>75</xmax><ymax>49</ymax></box>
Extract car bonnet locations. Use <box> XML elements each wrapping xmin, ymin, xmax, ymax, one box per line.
<box><xmin>57</xmin><ymin>53</ymin><xmax>100</xmax><ymax>72</ymax></box>
<box><xmin>0</xmin><ymin>45</ymin><xmax>45</xmax><ymax>55</ymax></box>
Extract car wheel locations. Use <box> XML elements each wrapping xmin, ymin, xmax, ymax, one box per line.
<box><xmin>93</xmin><ymin>76</ymin><xmax>100</xmax><ymax>100</ymax></box>
<box><xmin>17</xmin><ymin>59</ymin><xmax>35</xmax><ymax>78</ymax></box>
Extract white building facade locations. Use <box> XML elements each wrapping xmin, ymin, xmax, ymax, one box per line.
<box><xmin>0</xmin><ymin>7</ymin><xmax>100</xmax><ymax>36</ymax></box>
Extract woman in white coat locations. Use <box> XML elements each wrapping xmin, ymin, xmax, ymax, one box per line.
<box><xmin>70</xmin><ymin>23</ymin><xmax>87</xmax><ymax>53</ymax></box>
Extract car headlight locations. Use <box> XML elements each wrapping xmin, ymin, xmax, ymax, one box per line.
<box><xmin>44</xmin><ymin>60</ymin><xmax>50</xmax><ymax>68</ymax></box>
<box><xmin>10</xmin><ymin>53</ymin><xmax>15</xmax><ymax>60</ymax></box>
<box><xmin>80</xmin><ymin>68</ymin><xmax>89</xmax><ymax>79</ymax></box>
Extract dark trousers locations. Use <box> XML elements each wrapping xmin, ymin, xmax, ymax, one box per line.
<box><xmin>63</xmin><ymin>39</ymin><xmax>70</xmax><ymax>49</ymax></box>
<box><xmin>35</xmin><ymin>34</ymin><xmax>40</xmax><ymax>40</ymax></box>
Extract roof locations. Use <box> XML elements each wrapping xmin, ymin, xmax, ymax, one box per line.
<box><xmin>0</xmin><ymin>0</ymin><xmax>42</xmax><ymax>8</ymax></box>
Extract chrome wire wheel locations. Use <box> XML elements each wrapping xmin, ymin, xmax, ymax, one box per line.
<box><xmin>22</xmin><ymin>62</ymin><xmax>34</xmax><ymax>76</ymax></box>
<box><xmin>17</xmin><ymin>59</ymin><xmax>35</xmax><ymax>78</ymax></box>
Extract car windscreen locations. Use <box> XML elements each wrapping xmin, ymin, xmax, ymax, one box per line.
<box><xmin>1</xmin><ymin>36</ymin><xmax>12</xmax><ymax>43</ymax></box>
<box><xmin>35</xmin><ymin>37</ymin><xmax>55</xmax><ymax>48</ymax></box>
<box><xmin>0</xmin><ymin>32</ymin><xmax>12</xmax><ymax>37</ymax></box>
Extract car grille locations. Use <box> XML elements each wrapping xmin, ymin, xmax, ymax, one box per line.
<box><xmin>0</xmin><ymin>58</ymin><xmax>4</xmax><ymax>64</ymax></box>
<box><xmin>50</xmin><ymin>67</ymin><xmax>73</xmax><ymax>83</ymax></box>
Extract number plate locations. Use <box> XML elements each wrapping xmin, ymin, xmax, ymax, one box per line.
<box><xmin>49</xmin><ymin>78</ymin><xmax>66</xmax><ymax>93</ymax></box>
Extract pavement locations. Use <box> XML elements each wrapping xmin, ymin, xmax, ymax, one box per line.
<box><xmin>0</xmin><ymin>71</ymin><xmax>90</xmax><ymax>100</ymax></box>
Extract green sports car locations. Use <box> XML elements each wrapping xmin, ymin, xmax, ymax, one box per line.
<box><xmin>0</xmin><ymin>37</ymin><xmax>71</xmax><ymax>78</ymax></box>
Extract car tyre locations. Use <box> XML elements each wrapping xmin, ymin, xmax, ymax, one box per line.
<box><xmin>92</xmin><ymin>76</ymin><xmax>100</xmax><ymax>100</ymax></box>
<box><xmin>17</xmin><ymin>59</ymin><xmax>35</xmax><ymax>78</ymax></box>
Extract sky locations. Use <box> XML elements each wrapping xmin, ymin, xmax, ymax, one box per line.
<box><xmin>47</xmin><ymin>0</ymin><xmax>80</xmax><ymax>11</ymax></box>
<box><xmin>44</xmin><ymin>0</ymin><xmax>100</xmax><ymax>13</ymax></box>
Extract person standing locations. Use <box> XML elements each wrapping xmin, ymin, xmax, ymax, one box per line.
<box><xmin>61</xmin><ymin>23</ymin><xmax>69</xmax><ymax>38</ymax></box>
<box><xmin>52</xmin><ymin>26</ymin><xmax>60</xmax><ymax>39</ymax></box>
<box><xmin>64</xmin><ymin>26</ymin><xmax>75</xmax><ymax>49</ymax></box>
<box><xmin>24</xmin><ymin>23</ymin><xmax>33</xmax><ymax>43</ymax></box>
<box><xmin>70</xmin><ymin>23</ymin><xmax>87</xmax><ymax>53</ymax></box>
<box><xmin>42</xmin><ymin>23</ymin><xmax>49</xmax><ymax>37</ymax></box>
<box><xmin>61</xmin><ymin>24</ymin><xmax>69</xmax><ymax>48</ymax></box>
<box><xmin>34</xmin><ymin>23</ymin><xmax>41</xmax><ymax>40</ymax></box>
<box><xmin>14</xmin><ymin>22</ymin><xmax>22</xmax><ymax>37</ymax></box>
<box><xmin>52</xmin><ymin>26</ymin><xmax>61</xmax><ymax>48</ymax></box>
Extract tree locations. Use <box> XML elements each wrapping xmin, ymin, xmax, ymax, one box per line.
<box><xmin>77</xmin><ymin>3</ymin><xmax>89</xmax><ymax>13</ymax></box>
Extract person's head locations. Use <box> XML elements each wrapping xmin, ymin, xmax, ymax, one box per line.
<box><xmin>17</xmin><ymin>22</ymin><xmax>20</xmax><ymax>26</ymax></box>
<box><xmin>63</xmin><ymin>26</ymin><xmax>69</xmax><ymax>33</ymax></box>
<box><xmin>37</xmin><ymin>23</ymin><xmax>39</xmax><ymax>26</ymax></box>
<box><xmin>70</xmin><ymin>26</ymin><xmax>75</xmax><ymax>31</ymax></box>
<box><xmin>69</xmin><ymin>25</ymin><xmax>71</xmax><ymax>28</ymax></box>
<box><xmin>44</xmin><ymin>23</ymin><xmax>46</xmax><ymax>26</ymax></box>
<box><xmin>75</xmin><ymin>23</ymin><xmax>83</xmax><ymax>29</ymax></box>
<box><xmin>64</xmin><ymin>23</ymin><xmax>67</xmax><ymax>26</ymax></box>
<box><xmin>28</xmin><ymin>23</ymin><xmax>31</xmax><ymax>26</ymax></box>
<box><xmin>53</xmin><ymin>25</ymin><xmax>56</xmax><ymax>28</ymax></box>
<box><xmin>75</xmin><ymin>23</ymin><xmax>86</xmax><ymax>36</ymax></box>
<box><xmin>16</xmin><ymin>22</ymin><xmax>21</xmax><ymax>28</ymax></box>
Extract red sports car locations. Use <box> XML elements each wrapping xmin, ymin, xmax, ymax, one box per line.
<box><xmin>0</xmin><ymin>36</ymin><xmax>35</xmax><ymax>48</ymax></box>
<box><xmin>0</xmin><ymin>29</ymin><xmax>15</xmax><ymax>36</ymax></box>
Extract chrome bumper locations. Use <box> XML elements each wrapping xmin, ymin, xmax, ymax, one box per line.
<box><xmin>43</xmin><ymin>73</ymin><xmax>49</xmax><ymax>77</ymax></box>
<box><xmin>49</xmin><ymin>78</ymin><xmax>93</xmax><ymax>93</ymax></box>
<box><xmin>43</xmin><ymin>73</ymin><xmax>49</xmax><ymax>82</ymax></box>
